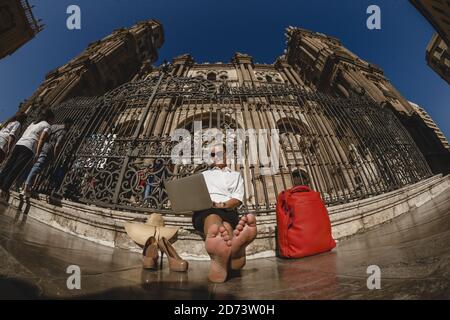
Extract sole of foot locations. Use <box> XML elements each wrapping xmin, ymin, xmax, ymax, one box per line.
<box><xmin>231</xmin><ymin>214</ymin><xmax>257</xmax><ymax>271</ymax></box>
<box><xmin>205</xmin><ymin>224</ymin><xmax>232</xmax><ymax>283</ymax></box>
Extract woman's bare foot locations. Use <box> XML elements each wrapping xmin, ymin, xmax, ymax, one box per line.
<box><xmin>231</xmin><ymin>214</ymin><xmax>257</xmax><ymax>270</ymax></box>
<box><xmin>205</xmin><ymin>224</ymin><xmax>232</xmax><ymax>283</ymax></box>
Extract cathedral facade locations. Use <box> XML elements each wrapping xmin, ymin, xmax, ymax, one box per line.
<box><xmin>20</xmin><ymin>20</ymin><xmax>163</xmax><ymax>113</ymax></box>
<box><xmin>16</xmin><ymin>20</ymin><xmax>447</xmax><ymax>217</ymax></box>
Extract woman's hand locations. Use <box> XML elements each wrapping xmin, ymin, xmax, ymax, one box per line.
<box><xmin>213</xmin><ymin>199</ymin><xmax>242</xmax><ymax>209</ymax></box>
<box><xmin>213</xmin><ymin>201</ymin><xmax>226</xmax><ymax>208</ymax></box>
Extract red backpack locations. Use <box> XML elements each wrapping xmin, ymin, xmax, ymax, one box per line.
<box><xmin>276</xmin><ymin>186</ymin><xmax>336</xmax><ymax>258</ymax></box>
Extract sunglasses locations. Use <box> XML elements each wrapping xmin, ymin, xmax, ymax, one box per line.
<box><xmin>210</xmin><ymin>151</ymin><xmax>224</xmax><ymax>158</ymax></box>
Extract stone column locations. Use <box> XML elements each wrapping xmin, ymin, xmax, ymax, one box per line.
<box><xmin>348</xmin><ymin>69</ymin><xmax>385</xmax><ymax>102</ymax></box>
<box><xmin>289</xmin><ymin>66</ymin><xmax>305</xmax><ymax>85</ymax></box>
<box><xmin>278</xmin><ymin>70</ymin><xmax>290</xmax><ymax>83</ymax></box>
<box><xmin>235</xmin><ymin>64</ymin><xmax>244</xmax><ymax>85</ymax></box>
<box><xmin>283</xmin><ymin>68</ymin><xmax>297</xmax><ymax>85</ymax></box>
<box><xmin>240</xmin><ymin>64</ymin><xmax>251</xmax><ymax>82</ymax></box>
<box><xmin>232</xmin><ymin>53</ymin><xmax>254</xmax><ymax>84</ymax></box>
<box><xmin>275</xmin><ymin>57</ymin><xmax>297</xmax><ymax>85</ymax></box>
<box><xmin>246</xmin><ymin>63</ymin><xmax>258</xmax><ymax>83</ymax></box>
<box><xmin>175</xmin><ymin>65</ymin><xmax>184</xmax><ymax>77</ymax></box>
<box><xmin>172</xmin><ymin>54</ymin><xmax>194</xmax><ymax>77</ymax></box>
<box><xmin>336</xmin><ymin>83</ymin><xmax>350</xmax><ymax>98</ymax></box>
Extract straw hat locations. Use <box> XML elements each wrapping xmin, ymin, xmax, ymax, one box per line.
<box><xmin>124</xmin><ymin>213</ymin><xmax>179</xmax><ymax>246</ymax></box>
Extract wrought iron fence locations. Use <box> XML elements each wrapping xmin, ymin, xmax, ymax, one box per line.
<box><xmin>26</xmin><ymin>72</ymin><xmax>431</xmax><ymax>215</ymax></box>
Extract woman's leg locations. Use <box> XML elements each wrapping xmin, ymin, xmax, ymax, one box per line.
<box><xmin>14</xmin><ymin>161</ymin><xmax>33</xmax><ymax>191</ymax></box>
<box><xmin>0</xmin><ymin>149</ymin><xmax>5</xmax><ymax>164</ymax></box>
<box><xmin>23</xmin><ymin>151</ymin><xmax>48</xmax><ymax>192</ymax></box>
<box><xmin>203</xmin><ymin>214</ymin><xmax>232</xmax><ymax>283</ymax></box>
<box><xmin>0</xmin><ymin>146</ymin><xmax>33</xmax><ymax>192</ymax></box>
<box><xmin>204</xmin><ymin>215</ymin><xmax>232</xmax><ymax>240</ymax></box>
<box><xmin>0</xmin><ymin>148</ymin><xmax>19</xmax><ymax>190</ymax></box>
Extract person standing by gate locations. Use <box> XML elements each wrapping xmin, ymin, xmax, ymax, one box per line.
<box><xmin>0</xmin><ymin>109</ymin><xmax>55</xmax><ymax>202</ymax></box>
<box><xmin>0</xmin><ymin>112</ymin><xmax>27</xmax><ymax>164</ymax></box>
<box><xmin>18</xmin><ymin>118</ymin><xmax>73</xmax><ymax>198</ymax></box>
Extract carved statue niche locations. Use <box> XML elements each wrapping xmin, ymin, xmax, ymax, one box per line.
<box><xmin>336</xmin><ymin>68</ymin><xmax>364</xmax><ymax>97</ymax></box>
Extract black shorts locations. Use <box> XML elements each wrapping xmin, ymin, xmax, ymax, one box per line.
<box><xmin>192</xmin><ymin>208</ymin><xmax>240</xmax><ymax>234</ymax></box>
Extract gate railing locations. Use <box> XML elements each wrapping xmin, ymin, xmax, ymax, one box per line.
<box><xmin>25</xmin><ymin>73</ymin><xmax>432</xmax><ymax>215</ymax></box>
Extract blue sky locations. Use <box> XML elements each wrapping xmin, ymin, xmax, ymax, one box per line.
<box><xmin>0</xmin><ymin>0</ymin><xmax>449</xmax><ymax>138</ymax></box>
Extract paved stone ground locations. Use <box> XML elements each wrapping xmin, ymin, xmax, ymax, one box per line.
<box><xmin>0</xmin><ymin>188</ymin><xmax>449</xmax><ymax>300</ymax></box>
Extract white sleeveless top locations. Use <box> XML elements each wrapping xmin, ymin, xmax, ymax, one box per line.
<box><xmin>16</xmin><ymin>121</ymin><xmax>51</xmax><ymax>154</ymax></box>
<box><xmin>0</xmin><ymin>121</ymin><xmax>21</xmax><ymax>151</ymax></box>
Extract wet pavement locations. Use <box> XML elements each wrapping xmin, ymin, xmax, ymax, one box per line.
<box><xmin>0</xmin><ymin>188</ymin><xmax>449</xmax><ymax>300</ymax></box>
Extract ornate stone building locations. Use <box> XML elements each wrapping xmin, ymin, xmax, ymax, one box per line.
<box><xmin>8</xmin><ymin>20</ymin><xmax>450</xmax><ymax>257</ymax></box>
<box><xmin>21</xmin><ymin>20</ymin><xmax>164</xmax><ymax>113</ymax></box>
<box><xmin>410</xmin><ymin>0</ymin><xmax>450</xmax><ymax>44</ymax></box>
<box><xmin>0</xmin><ymin>0</ymin><xmax>43</xmax><ymax>59</ymax></box>
<box><xmin>284</xmin><ymin>27</ymin><xmax>414</xmax><ymax>113</ymax></box>
<box><xmin>17</xmin><ymin>20</ymin><xmax>447</xmax><ymax>208</ymax></box>
<box><xmin>14</xmin><ymin>22</ymin><xmax>433</xmax><ymax>213</ymax></box>
<box><xmin>285</xmin><ymin>26</ymin><xmax>450</xmax><ymax>175</ymax></box>
<box><xmin>409</xmin><ymin>101</ymin><xmax>450</xmax><ymax>150</ymax></box>
<box><xmin>426</xmin><ymin>32</ymin><xmax>450</xmax><ymax>84</ymax></box>
<box><xmin>411</xmin><ymin>0</ymin><xmax>450</xmax><ymax>84</ymax></box>
<box><xmin>408</xmin><ymin>2</ymin><xmax>450</xmax><ymax>166</ymax></box>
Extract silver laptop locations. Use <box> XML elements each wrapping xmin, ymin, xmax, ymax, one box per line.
<box><xmin>164</xmin><ymin>174</ymin><xmax>213</xmax><ymax>213</ymax></box>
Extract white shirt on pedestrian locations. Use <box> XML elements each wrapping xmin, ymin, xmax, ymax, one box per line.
<box><xmin>0</xmin><ymin>121</ymin><xmax>21</xmax><ymax>151</ymax></box>
<box><xmin>16</xmin><ymin>121</ymin><xmax>51</xmax><ymax>154</ymax></box>
<box><xmin>202</xmin><ymin>166</ymin><xmax>245</xmax><ymax>203</ymax></box>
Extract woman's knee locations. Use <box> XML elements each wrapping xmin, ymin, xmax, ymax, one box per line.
<box><xmin>203</xmin><ymin>214</ymin><xmax>223</xmax><ymax>233</ymax></box>
<box><xmin>204</xmin><ymin>214</ymin><xmax>222</xmax><ymax>225</ymax></box>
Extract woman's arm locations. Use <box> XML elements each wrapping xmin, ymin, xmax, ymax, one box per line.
<box><xmin>224</xmin><ymin>198</ymin><xmax>242</xmax><ymax>209</ymax></box>
<box><xmin>6</xmin><ymin>122</ymin><xmax>21</xmax><ymax>155</ymax></box>
<box><xmin>34</xmin><ymin>130</ymin><xmax>49</xmax><ymax>160</ymax></box>
<box><xmin>213</xmin><ymin>198</ymin><xmax>242</xmax><ymax>209</ymax></box>
<box><xmin>53</xmin><ymin>131</ymin><xmax>67</xmax><ymax>159</ymax></box>
<box><xmin>5</xmin><ymin>135</ymin><xmax>15</xmax><ymax>155</ymax></box>
<box><xmin>53</xmin><ymin>141</ymin><xmax>63</xmax><ymax>159</ymax></box>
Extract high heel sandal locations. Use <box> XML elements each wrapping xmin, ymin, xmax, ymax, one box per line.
<box><xmin>142</xmin><ymin>236</ymin><xmax>159</xmax><ymax>270</ymax></box>
<box><xmin>158</xmin><ymin>237</ymin><xmax>188</xmax><ymax>272</ymax></box>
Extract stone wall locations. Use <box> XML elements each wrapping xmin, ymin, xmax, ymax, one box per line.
<box><xmin>5</xmin><ymin>174</ymin><xmax>449</xmax><ymax>260</ymax></box>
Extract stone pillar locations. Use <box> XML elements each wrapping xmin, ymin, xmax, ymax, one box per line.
<box><xmin>172</xmin><ymin>54</ymin><xmax>194</xmax><ymax>77</ymax></box>
<box><xmin>275</xmin><ymin>57</ymin><xmax>298</xmax><ymax>85</ymax></box>
<box><xmin>277</xmin><ymin>70</ymin><xmax>290</xmax><ymax>83</ymax></box>
<box><xmin>336</xmin><ymin>83</ymin><xmax>350</xmax><ymax>98</ymax></box>
<box><xmin>235</xmin><ymin>64</ymin><xmax>244</xmax><ymax>85</ymax></box>
<box><xmin>348</xmin><ymin>69</ymin><xmax>385</xmax><ymax>102</ymax></box>
<box><xmin>246</xmin><ymin>63</ymin><xmax>258</xmax><ymax>83</ymax></box>
<box><xmin>289</xmin><ymin>66</ymin><xmax>305</xmax><ymax>85</ymax></box>
<box><xmin>175</xmin><ymin>65</ymin><xmax>183</xmax><ymax>77</ymax></box>
<box><xmin>284</xmin><ymin>69</ymin><xmax>298</xmax><ymax>85</ymax></box>
<box><xmin>232</xmin><ymin>53</ymin><xmax>254</xmax><ymax>84</ymax></box>
<box><xmin>240</xmin><ymin>64</ymin><xmax>251</xmax><ymax>82</ymax></box>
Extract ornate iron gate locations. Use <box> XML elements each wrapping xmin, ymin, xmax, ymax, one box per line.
<box><xmin>29</xmin><ymin>72</ymin><xmax>432</xmax><ymax>215</ymax></box>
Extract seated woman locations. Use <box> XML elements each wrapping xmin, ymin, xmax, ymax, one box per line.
<box><xmin>192</xmin><ymin>143</ymin><xmax>257</xmax><ymax>283</ymax></box>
